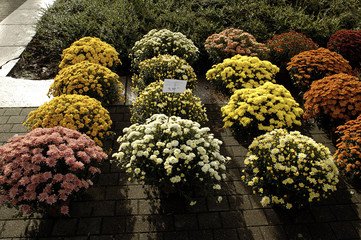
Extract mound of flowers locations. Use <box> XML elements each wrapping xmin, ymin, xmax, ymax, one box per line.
<box><xmin>303</xmin><ymin>73</ymin><xmax>361</xmax><ymax>131</ymax></box>
<box><xmin>112</xmin><ymin>114</ymin><xmax>230</xmax><ymax>205</ymax></box>
<box><xmin>131</xmin><ymin>54</ymin><xmax>198</xmax><ymax>94</ymax></box>
<box><xmin>286</xmin><ymin>47</ymin><xmax>352</xmax><ymax>92</ymax></box>
<box><xmin>130</xmin><ymin>80</ymin><xmax>208</xmax><ymax>124</ymax></box>
<box><xmin>335</xmin><ymin>115</ymin><xmax>361</xmax><ymax>181</ymax></box>
<box><xmin>266</xmin><ymin>30</ymin><xmax>319</xmax><ymax>67</ymax></box>
<box><xmin>221</xmin><ymin>82</ymin><xmax>303</xmax><ymax>141</ymax></box>
<box><xmin>206</xmin><ymin>55</ymin><xmax>279</xmax><ymax>95</ymax></box>
<box><xmin>243</xmin><ymin>128</ymin><xmax>339</xmax><ymax>209</ymax></box>
<box><xmin>204</xmin><ymin>28</ymin><xmax>270</xmax><ymax>63</ymax></box>
<box><xmin>0</xmin><ymin>126</ymin><xmax>107</xmax><ymax>216</ymax></box>
<box><xmin>327</xmin><ymin>29</ymin><xmax>361</xmax><ymax>67</ymax></box>
<box><xmin>24</xmin><ymin>95</ymin><xmax>113</xmax><ymax>147</ymax></box>
<box><xmin>59</xmin><ymin>36</ymin><xmax>121</xmax><ymax>69</ymax></box>
<box><xmin>129</xmin><ymin>29</ymin><xmax>199</xmax><ymax>69</ymax></box>
<box><xmin>48</xmin><ymin>61</ymin><xmax>125</xmax><ymax>105</ymax></box>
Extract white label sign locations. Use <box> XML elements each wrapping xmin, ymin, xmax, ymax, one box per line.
<box><xmin>162</xmin><ymin>79</ymin><xmax>187</xmax><ymax>93</ymax></box>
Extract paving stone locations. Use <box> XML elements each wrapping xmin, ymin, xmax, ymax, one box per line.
<box><xmin>228</xmin><ymin>195</ymin><xmax>253</xmax><ymax>210</ymax></box>
<box><xmin>139</xmin><ymin>232</ymin><xmax>162</xmax><ymax>240</ymax></box>
<box><xmin>237</xmin><ymin>227</ymin><xmax>256</xmax><ymax>239</ymax></box>
<box><xmin>3</xmin><ymin>108</ymin><xmax>22</xmax><ymax>116</ymax></box>
<box><xmin>0</xmin><ymin>124</ymin><xmax>12</xmax><ymax>132</ymax></box>
<box><xmin>0</xmin><ymin>132</ymin><xmax>14</xmax><ymax>143</ymax></box>
<box><xmin>10</xmin><ymin>123</ymin><xmax>27</xmax><ymax>132</ymax></box>
<box><xmin>138</xmin><ymin>199</ymin><xmax>161</xmax><ymax>215</ymax></box>
<box><xmin>63</xmin><ymin>237</ymin><xmax>89</xmax><ymax>240</ymax></box>
<box><xmin>185</xmin><ymin>197</ymin><xmax>208</xmax><ymax>213</ymax></box>
<box><xmin>308</xmin><ymin>223</ymin><xmax>337</xmax><ymax>240</ymax></box>
<box><xmin>163</xmin><ymin>231</ymin><xmax>189</xmax><ymax>240</ymax></box>
<box><xmin>51</xmin><ymin>218</ymin><xmax>78</xmax><ymax>237</ymax></box>
<box><xmin>214</xmin><ymin>229</ymin><xmax>239</xmax><ymax>240</ymax></box>
<box><xmin>127</xmin><ymin>185</ymin><xmax>148</xmax><ymax>199</ymax></box>
<box><xmin>353</xmin><ymin>204</ymin><xmax>361</xmax><ymax>219</ymax></box>
<box><xmin>221</xmin><ymin>136</ymin><xmax>240</xmax><ymax>146</ymax></box>
<box><xmin>332</xmin><ymin>204</ymin><xmax>358</xmax><ymax>221</ymax></box>
<box><xmin>220</xmin><ymin>211</ymin><xmax>245</xmax><ymax>228</ymax></box>
<box><xmin>0</xmin><ymin>108</ymin><xmax>5</xmax><ymax>115</ymax></box>
<box><xmin>310</xmin><ymin>205</ymin><xmax>336</xmax><ymax>222</ymax></box>
<box><xmin>292</xmin><ymin>209</ymin><xmax>315</xmax><ymax>224</ymax></box>
<box><xmin>263</xmin><ymin>209</ymin><xmax>284</xmax><ymax>225</ymax></box>
<box><xmin>227</xmin><ymin>157</ymin><xmax>243</xmax><ymax>169</ymax></box>
<box><xmin>249</xmin><ymin>194</ymin><xmax>264</xmax><ymax>209</ymax></box>
<box><xmin>92</xmin><ymin>201</ymin><xmax>116</xmax><ymax>217</ymax></box>
<box><xmin>230</xmin><ymin>146</ymin><xmax>247</xmax><ymax>157</ymax></box>
<box><xmin>243</xmin><ymin>209</ymin><xmax>268</xmax><ymax>227</ymax></box>
<box><xmin>102</xmin><ymin>216</ymin><xmax>126</xmax><ymax>234</ymax></box>
<box><xmin>248</xmin><ymin>227</ymin><xmax>264</xmax><ymax>239</ymax></box>
<box><xmin>0</xmin><ymin>220</ymin><xmax>29</xmax><ymax>238</ymax></box>
<box><xmin>283</xmin><ymin>225</ymin><xmax>312</xmax><ymax>240</ymax></box>
<box><xmin>333</xmin><ymin>189</ymin><xmax>356</xmax><ymax>203</ymax></box>
<box><xmin>260</xmin><ymin>226</ymin><xmax>288</xmax><ymax>240</ymax></box>
<box><xmin>330</xmin><ymin>222</ymin><xmax>359</xmax><ymax>240</ymax></box>
<box><xmin>76</xmin><ymin>217</ymin><xmax>101</xmax><ymax>235</ymax></box>
<box><xmin>0</xmin><ymin>116</ymin><xmax>9</xmax><ymax>124</ymax></box>
<box><xmin>207</xmin><ymin>196</ymin><xmax>230</xmax><ymax>211</ymax></box>
<box><xmin>97</xmin><ymin>173</ymin><xmax>119</xmax><ymax>186</ymax></box>
<box><xmin>116</xmin><ymin>199</ymin><xmax>137</xmax><ymax>216</ymax></box>
<box><xmin>198</xmin><ymin>212</ymin><xmax>222</xmax><ymax>229</ymax></box>
<box><xmin>188</xmin><ymin>230</ymin><xmax>213</xmax><ymax>240</ymax></box>
<box><xmin>352</xmin><ymin>220</ymin><xmax>361</xmax><ymax>238</ymax></box>
<box><xmin>111</xmin><ymin>113</ymin><xmax>125</xmax><ymax>122</ymax></box>
<box><xmin>0</xmin><ymin>206</ymin><xmax>19</xmax><ymax>220</ymax></box>
<box><xmin>105</xmin><ymin>186</ymin><xmax>127</xmax><ymax>200</ymax></box>
<box><xmin>82</xmin><ymin>186</ymin><xmax>105</xmax><ymax>201</ymax></box>
<box><xmin>159</xmin><ymin>196</ymin><xmax>186</xmax><ymax>214</ymax></box>
<box><xmin>20</xmin><ymin>107</ymin><xmax>36</xmax><ymax>116</ymax></box>
<box><xmin>26</xmin><ymin>219</ymin><xmax>54</xmax><ymax>238</ymax></box>
<box><xmin>128</xmin><ymin>215</ymin><xmax>151</xmax><ymax>233</ymax></box>
<box><xmin>227</xmin><ymin>167</ymin><xmax>242</xmax><ymax>181</ymax></box>
<box><xmin>232</xmin><ymin>181</ymin><xmax>251</xmax><ymax>195</ymax></box>
<box><xmin>174</xmin><ymin>214</ymin><xmax>198</xmax><ymax>230</ymax></box>
<box><xmin>148</xmin><ymin>215</ymin><xmax>174</xmax><ymax>232</ymax></box>
<box><xmin>69</xmin><ymin>201</ymin><xmax>94</xmax><ymax>217</ymax></box>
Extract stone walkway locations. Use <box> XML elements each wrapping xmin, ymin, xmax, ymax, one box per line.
<box><xmin>1</xmin><ymin>106</ymin><xmax>361</xmax><ymax>240</ymax></box>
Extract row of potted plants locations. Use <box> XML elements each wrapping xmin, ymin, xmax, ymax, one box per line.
<box><xmin>1</xmin><ymin>26</ymin><xmax>361</xmax><ymax>215</ymax></box>
<box><xmin>0</xmin><ymin>37</ymin><xmax>127</xmax><ymax>216</ymax></box>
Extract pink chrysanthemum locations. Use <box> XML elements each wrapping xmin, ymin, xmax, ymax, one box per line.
<box><xmin>0</xmin><ymin>126</ymin><xmax>107</xmax><ymax>216</ymax></box>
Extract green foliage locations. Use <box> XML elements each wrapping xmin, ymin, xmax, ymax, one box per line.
<box><xmin>21</xmin><ymin>0</ymin><xmax>361</xmax><ymax>77</ymax></box>
<box><xmin>34</xmin><ymin>0</ymin><xmax>141</xmax><ymax>71</ymax></box>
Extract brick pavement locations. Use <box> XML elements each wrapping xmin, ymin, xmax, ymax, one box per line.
<box><xmin>0</xmin><ymin>105</ymin><xmax>361</xmax><ymax>240</ymax></box>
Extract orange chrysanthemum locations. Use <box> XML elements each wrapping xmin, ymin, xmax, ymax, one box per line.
<box><xmin>287</xmin><ymin>48</ymin><xmax>352</xmax><ymax>92</ymax></box>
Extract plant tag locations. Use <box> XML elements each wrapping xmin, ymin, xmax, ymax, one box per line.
<box><xmin>163</xmin><ymin>79</ymin><xmax>187</xmax><ymax>93</ymax></box>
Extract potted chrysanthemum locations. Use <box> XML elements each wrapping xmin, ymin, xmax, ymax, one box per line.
<box><xmin>24</xmin><ymin>94</ymin><xmax>113</xmax><ymax>147</ymax></box>
<box><xmin>59</xmin><ymin>36</ymin><xmax>122</xmax><ymax>70</ymax></box>
<box><xmin>205</xmin><ymin>28</ymin><xmax>270</xmax><ymax>64</ymax></box>
<box><xmin>112</xmin><ymin>114</ymin><xmax>230</xmax><ymax>205</ymax></box>
<box><xmin>131</xmin><ymin>54</ymin><xmax>198</xmax><ymax>94</ymax></box>
<box><xmin>130</xmin><ymin>80</ymin><xmax>208</xmax><ymax>124</ymax></box>
<box><xmin>0</xmin><ymin>126</ymin><xmax>107</xmax><ymax>216</ymax></box>
<box><xmin>48</xmin><ymin>61</ymin><xmax>125</xmax><ymax>106</ymax></box>
<box><xmin>243</xmin><ymin>128</ymin><xmax>339</xmax><ymax>209</ymax></box>
<box><xmin>221</xmin><ymin>82</ymin><xmax>304</xmax><ymax>143</ymax></box>
<box><xmin>206</xmin><ymin>55</ymin><xmax>279</xmax><ymax>96</ymax></box>
<box><xmin>129</xmin><ymin>29</ymin><xmax>199</xmax><ymax>69</ymax></box>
